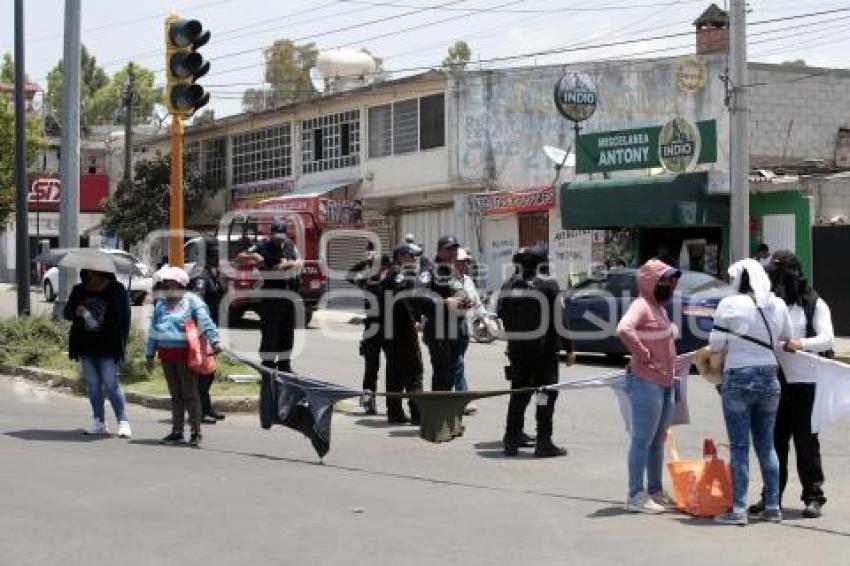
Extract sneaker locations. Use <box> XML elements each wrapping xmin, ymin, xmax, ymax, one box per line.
<box><xmin>649</xmin><ymin>491</ymin><xmax>677</xmax><ymax>510</ymax></box>
<box><xmin>117</xmin><ymin>421</ymin><xmax>132</xmax><ymax>439</ymax></box>
<box><xmin>84</xmin><ymin>419</ymin><xmax>108</xmax><ymax>435</ymax></box>
<box><xmin>463</xmin><ymin>403</ymin><xmax>478</xmax><ymax>416</ymax></box>
<box><xmin>159</xmin><ymin>431</ymin><xmax>184</xmax><ymax>445</ymax></box>
<box><xmin>201</xmin><ymin>414</ymin><xmax>218</xmax><ymax>425</ymax></box>
<box><xmin>189</xmin><ymin>432</ymin><xmax>202</xmax><ymax>447</ymax></box>
<box><xmin>714</xmin><ymin>510</ymin><xmax>748</xmax><ymax>526</ymax></box>
<box><xmin>802</xmin><ymin>501</ymin><xmax>823</xmax><ymax>519</ymax></box>
<box><xmin>624</xmin><ymin>492</ymin><xmax>666</xmax><ymax>514</ymax></box>
<box><xmin>763</xmin><ymin>507</ymin><xmax>783</xmax><ymax>523</ymax></box>
<box><xmin>747</xmin><ymin>500</ymin><xmax>765</xmax><ymax>519</ymax></box>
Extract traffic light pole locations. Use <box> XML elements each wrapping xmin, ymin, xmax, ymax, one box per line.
<box><xmin>14</xmin><ymin>0</ymin><xmax>30</xmax><ymax>316</ymax></box>
<box><xmin>169</xmin><ymin>115</ymin><xmax>185</xmax><ymax>266</ymax></box>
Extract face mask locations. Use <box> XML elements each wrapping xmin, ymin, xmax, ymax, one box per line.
<box><xmin>654</xmin><ymin>284</ymin><xmax>674</xmax><ymax>303</ymax></box>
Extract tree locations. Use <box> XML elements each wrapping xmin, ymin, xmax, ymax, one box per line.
<box><xmin>84</xmin><ymin>63</ymin><xmax>162</xmax><ymax>127</ymax></box>
<box><xmin>443</xmin><ymin>41</ymin><xmax>472</xmax><ymax>71</ymax></box>
<box><xmin>44</xmin><ymin>45</ymin><xmax>109</xmax><ymax>134</ymax></box>
<box><xmin>1</xmin><ymin>53</ymin><xmax>16</xmax><ymax>83</ymax></box>
<box><xmin>100</xmin><ymin>154</ymin><xmax>215</xmax><ymax>246</ymax></box>
<box><xmin>242</xmin><ymin>40</ymin><xmax>318</xmax><ymax>112</ymax></box>
<box><xmin>0</xmin><ymin>94</ymin><xmax>43</xmax><ymax>224</ymax></box>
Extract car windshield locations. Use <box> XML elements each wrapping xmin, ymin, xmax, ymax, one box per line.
<box><xmin>676</xmin><ymin>272</ymin><xmax>727</xmax><ymax>294</ymax></box>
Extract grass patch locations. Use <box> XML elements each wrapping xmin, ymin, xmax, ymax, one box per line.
<box><xmin>0</xmin><ymin>315</ymin><xmax>259</xmax><ymax>398</ymax></box>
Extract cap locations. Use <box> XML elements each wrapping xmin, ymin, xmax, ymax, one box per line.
<box><xmin>437</xmin><ymin>235</ymin><xmax>460</xmax><ymax>250</ymax></box>
<box><xmin>393</xmin><ymin>243</ymin><xmax>423</xmax><ymax>258</ymax></box>
<box><xmin>270</xmin><ymin>220</ymin><xmax>288</xmax><ymax>235</ymax></box>
<box><xmin>154</xmin><ymin>266</ymin><xmax>190</xmax><ymax>287</ymax></box>
<box><xmin>663</xmin><ymin>267</ymin><xmax>682</xmax><ymax>279</ymax></box>
<box><xmin>403</xmin><ymin>233</ymin><xmax>416</xmax><ymax>244</ymax></box>
<box><xmin>513</xmin><ymin>244</ymin><xmax>548</xmax><ymax>270</ymax></box>
<box><xmin>456</xmin><ymin>247</ymin><xmax>472</xmax><ymax>262</ymax></box>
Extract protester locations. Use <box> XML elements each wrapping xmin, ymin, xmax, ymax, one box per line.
<box><xmin>146</xmin><ymin>266</ymin><xmax>221</xmax><ymax>447</ymax></box>
<box><xmin>380</xmin><ymin>243</ymin><xmax>425</xmax><ymax>424</ymax></box>
<box><xmin>453</xmin><ymin>247</ymin><xmax>481</xmax><ymax>413</ymax></box>
<box><xmin>749</xmin><ymin>251</ymin><xmax>834</xmax><ymax>519</ymax></box>
<box><xmin>64</xmin><ymin>268</ymin><xmax>132</xmax><ymax>438</ymax></box>
<box><xmin>347</xmin><ymin>244</ymin><xmax>392</xmax><ymax>415</ymax></box>
<box><xmin>709</xmin><ymin>259</ymin><xmax>792</xmax><ymax>525</ymax></box>
<box><xmin>756</xmin><ymin>243</ymin><xmax>772</xmax><ymax>267</ymax></box>
<box><xmin>189</xmin><ymin>237</ymin><xmax>226</xmax><ymax>424</ymax></box>
<box><xmin>236</xmin><ymin>220</ymin><xmax>302</xmax><ymax>429</ymax></box>
<box><xmin>419</xmin><ymin>235</ymin><xmax>471</xmax><ymax>392</ymax></box>
<box><xmin>497</xmin><ymin>244</ymin><xmax>570</xmax><ymax>458</ymax></box>
<box><xmin>616</xmin><ymin>259</ymin><xmax>680</xmax><ymax>512</ymax></box>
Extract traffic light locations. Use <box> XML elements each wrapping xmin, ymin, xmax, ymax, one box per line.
<box><xmin>164</xmin><ymin>15</ymin><xmax>210</xmax><ymax>117</ymax></box>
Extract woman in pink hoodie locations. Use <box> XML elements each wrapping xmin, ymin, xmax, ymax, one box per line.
<box><xmin>616</xmin><ymin>259</ymin><xmax>680</xmax><ymax>514</ymax></box>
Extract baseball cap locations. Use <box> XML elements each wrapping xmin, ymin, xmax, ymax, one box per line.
<box><xmin>456</xmin><ymin>248</ymin><xmax>472</xmax><ymax>262</ymax></box>
<box><xmin>437</xmin><ymin>235</ymin><xmax>460</xmax><ymax>250</ymax></box>
<box><xmin>270</xmin><ymin>220</ymin><xmax>288</xmax><ymax>235</ymax></box>
<box><xmin>393</xmin><ymin>243</ymin><xmax>423</xmax><ymax>258</ymax></box>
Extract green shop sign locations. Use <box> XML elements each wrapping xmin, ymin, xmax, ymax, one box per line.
<box><xmin>576</xmin><ymin>118</ymin><xmax>717</xmax><ymax>174</ymax></box>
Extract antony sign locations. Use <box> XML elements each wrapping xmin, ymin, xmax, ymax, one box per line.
<box><xmin>576</xmin><ymin>118</ymin><xmax>717</xmax><ymax>174</ymax></box>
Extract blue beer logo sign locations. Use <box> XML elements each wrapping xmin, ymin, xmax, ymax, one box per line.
<box><xmin>554</xmin><ymin>73</ymin><xmax>597</xmax><ymax>122</ymax></box>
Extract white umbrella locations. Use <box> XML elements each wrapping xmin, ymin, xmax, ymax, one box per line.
<box><xmin>58</xmin><ymin>249</ymin><xmax>119</xmax><ymax>275</ymax></box>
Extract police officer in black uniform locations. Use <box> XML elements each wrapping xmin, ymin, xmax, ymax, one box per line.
<box><xmin>419</xmin><ymin>235</ymin><xmax>471</xmax><ymax>391</ymax></box>
<box><xmin>497</xmin><ymin>244</ymin><xmax>570</xmax><ymax>458</ymax></box>
<box><xmin>347</xmin><ymin>244</ymin><xmax>392</xmax><ymax>415</ymax></box>
<box><xmin>189</xmin><ymin>237</ymin><xmax>227</xmax><ymax>423</ymax></box>
<box><xmin>236</xmin><ymin>220</ymin><xmax>302</xmax><ymax>429</ymax></box>
<box><xmin>380</xmin><ymin>243</ymin><xmax>424</xmax><ymax>424</ymax></box>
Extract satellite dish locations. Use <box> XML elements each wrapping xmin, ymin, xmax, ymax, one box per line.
<box><xmin>543</xmin><ymin>145</ymin><xmax>575</xmax><ymax>168</ymax></box>
<box><xmin>309</xmin><ymin>67</ymin><xmax>325</xmax><ymax>94</ymax></box>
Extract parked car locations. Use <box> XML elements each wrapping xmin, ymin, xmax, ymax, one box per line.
<box><xmin>563</xmin><ymin>268</ymin><xmax>734</xmax><ymax>356</ymax></box>
<box><xmin>42</xmin><ymin>249</ymin><xmax>153</xmax><ymax>306</ymax></box>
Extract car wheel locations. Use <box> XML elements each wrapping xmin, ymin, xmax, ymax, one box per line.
<box><xmin>44</xmin><ymin>281</ymin><xmax>55</xmax><ymax>302</ymax></box>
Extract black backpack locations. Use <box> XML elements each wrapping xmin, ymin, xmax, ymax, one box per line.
<box><xmin>498</xmin><ymin>276</ymin><xmax>544</xmax><ymax>335</ymax></box>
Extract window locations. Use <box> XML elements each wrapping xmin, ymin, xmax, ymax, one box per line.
<box><xmin>202</xmin><ymin>138</ymin><xmax>226</xmax><ymax>189</ymax></box>
<box><xmin>368</xmin><ymin>104</ymin><xmax>392</xmax><ymax>158</ymax></box>
<box><xmin>301</xmin><ymin>110</ymin><xmax>361</xmax><ymax>173</ymax></box>
<box><xmin>420</xmin><ymin>93</ymin><xmax>445</xmax><ymax>150</ymax></box>
<box><xmin>232</xmin><ymin>124</ymin><xmax>292</xmax><ymax>185</ymax></box>
<box><xmin>367</xmin><ymin>93</ymin><xmax>445</xmax><ymax>158</ymax></box>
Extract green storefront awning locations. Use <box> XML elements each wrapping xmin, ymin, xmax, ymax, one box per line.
<box><xmin>560</xmin><ymin>172</ymin><xmax>729</xmax><ymax>228</ymax></box>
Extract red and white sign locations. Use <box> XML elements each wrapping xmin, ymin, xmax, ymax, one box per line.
<box><xmin>27</xmin><ymin>174</ymin><xmax>110</xmax><ymax>213</ymax></box>
<box><xmin>468</xmin><ymin>185</ymin><xmax>555</xmax><ymax>216</ymax></box>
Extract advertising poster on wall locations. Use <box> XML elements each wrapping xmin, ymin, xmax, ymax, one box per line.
<box><xmin>551</xmin><ymin>229</ymin><xmax>593</xmax><ymax>287</ymax></box>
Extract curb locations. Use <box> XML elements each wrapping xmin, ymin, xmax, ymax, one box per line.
<box><xmin>0</xmin><ymin>363</ymin><xmax>259</xmax><ymax>413</ymax></box>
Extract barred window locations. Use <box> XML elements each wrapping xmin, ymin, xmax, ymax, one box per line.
<box><xmin>366</xmin><ymin>93</ymin><xmax>445</xmax><ymax>158</ymax></box>
<box><xmin>301</xmin><ymin>110</ymin><xmax>360</xmax><ymax>173</ymax></box>
<box><xmin>202</xmin><ymin>138</ymin><xmax>226</xmax><ymax>189</ymax></box>
<box><xmin>232</xmin><ymin>124</ymin><xmax>292</xmax><ymax>185</ymax></box>
<box><xmin>185</xmin><ymin>141</ymin><xmax>201</xmax><ymax>175</ymax></box>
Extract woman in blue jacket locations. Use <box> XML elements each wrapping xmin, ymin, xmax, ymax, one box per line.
<box><xmin>146</xmin><ymin>267</ymin><xmax>221</xmax><ymax>447</ymax></box>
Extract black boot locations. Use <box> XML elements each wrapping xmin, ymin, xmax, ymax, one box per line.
<box><xmin>803</xmin><ymin>501</ymin><xmax>823</xmax><ymax>518</ymax></box>
<box><xmin>534</xmin><ymin>437</ymin><xmax>567</xmax><ymax>458</ymax></box>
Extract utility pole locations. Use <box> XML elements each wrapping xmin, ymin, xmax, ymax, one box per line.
<box><xmin>729</xmin><ymin>0</ymin><xmax>750</xmax><ymax>263</ymax></box>
<box><xmin>56</xmin><ymin>0</ymin><xmax>81</xmax><ymax>315</ymax></box>
<box><xmin>170</xmin><ymin>115</ymin><xmax>184</xmax><ymax>265</ymax></box>
<box><xmin>122</xmin><ymin>63</ymin><xmax>136</xmax><ymax>183</ymax></box>
<box><xmin>14</xmin><ymin>0</ymin><xmax>30</xmax><ymax>316</ymax></box>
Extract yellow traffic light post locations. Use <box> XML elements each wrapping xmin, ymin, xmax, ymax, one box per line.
<box><xmin>164</xmin><ymin>13</ymin><xmax>210</xmax><ymax>266</ymax></box>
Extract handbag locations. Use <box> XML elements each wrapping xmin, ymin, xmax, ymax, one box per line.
<box><xmin>666</xmin><ymin>431</ymin><xmax>732</xmax><ymax>517</ymax></box>
<box><xmin>186</xmin><ymin>318</ymin><xmax>217</xmax><ymax>375</ymax></box>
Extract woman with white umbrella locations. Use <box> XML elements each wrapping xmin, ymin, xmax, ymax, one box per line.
<box><xmin>61</xmin><ymin>250</ymin><xmax>133</xmax><ymax>438</ymax></box>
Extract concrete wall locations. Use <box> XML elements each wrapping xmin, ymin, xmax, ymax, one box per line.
<box><xmin>801</xmin><ymin>173</ymin><xmax>850</xmax><ymax>222</ymax></box>
<box><xmin>452</xmin><ymin>54</ymin><xmax>731</xmax><ymax>192</ymax></box>
<box><xmin>748</xmin><ymin>64</ymin><xmax>850</xmax><ymax>166</ymax></box>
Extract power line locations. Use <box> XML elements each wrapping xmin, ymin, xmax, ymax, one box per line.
<box><xmin>336</xmin><ymin>0</ymin><xmax>706</xmax><ymax>13</ymax></box>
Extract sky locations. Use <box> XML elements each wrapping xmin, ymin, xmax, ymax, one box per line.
<box><xmin>1</xmin><ymin>0</ymin><xmax>849</xmax><ymax>119</ymax></box>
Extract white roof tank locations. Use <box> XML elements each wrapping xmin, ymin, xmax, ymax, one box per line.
<box><xmin>316</xmin><ymin>49</ymin><xmax>379</xmax><ymax>84</ymax></box>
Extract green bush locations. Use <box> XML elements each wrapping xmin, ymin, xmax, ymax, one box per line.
<box><xmin>0</xmin><ymin>315</ymin><xmax>69</xmax><ymax>367</ymax></box>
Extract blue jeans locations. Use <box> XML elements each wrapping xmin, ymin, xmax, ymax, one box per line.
<box><xmin>454</xmin><ymin>333</ymin><xmax>470</xmax><ymax>392</ymax></box>
<box><xmin>626</xmin><ymin>374</ymin><xmax>674</xmax><ymax>498</ymax></box>
<box><xmin>721</xmin><ymin>366</ymin><xmax>781</xmax><ymax>512</ymax></box>
<box><xmin>80</xmin><ymin>357</ymin><xmax>128</xmax><ymax>423</ymax></box>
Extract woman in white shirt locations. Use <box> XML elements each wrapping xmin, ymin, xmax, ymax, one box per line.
<box><xmin>749</xmin><ymin>251</ymin><xmax>834</xmax><ymax>519</ymax></box>
<box><xmin>709</xmin><ymin>259</ymin><xmax>792</xmax><ymax>526</ymax></box>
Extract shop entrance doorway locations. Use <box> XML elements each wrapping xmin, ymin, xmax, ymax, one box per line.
<box><xmin>640</xmin><ymin>226</ymin><xmax>723</xmax><ymax>276</ymax></box>
<box><xmin>518</xmin><ymin>212</ymin><xmax>549</xmax><ymax>248</ymax></box>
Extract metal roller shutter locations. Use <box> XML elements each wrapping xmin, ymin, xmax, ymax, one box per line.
<box><xmin>365</xmin><ymin>211</ymin><xmax>394</xmax><ymax>258</ymax></box>
<box><xmin>398</xmin><ymin>205</ymin><xmax>477</xmax><ymax>261</ymax></box>
<box><xmin>326</xmin><ymin>234</ymin><xmax>373</xmax><ymax>294</ymax></box>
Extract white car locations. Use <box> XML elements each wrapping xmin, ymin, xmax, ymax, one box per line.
<box><xmin>42</xmin><ymin>249</ymin><xmax>153</xmax><ymax>306</ymax></box>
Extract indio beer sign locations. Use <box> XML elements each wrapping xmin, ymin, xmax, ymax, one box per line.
<box><xmin>576</xmin><ymin>118</ymin><xmax>717</xmax><ymax>174</ymax></box>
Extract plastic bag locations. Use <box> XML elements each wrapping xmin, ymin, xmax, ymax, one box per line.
<box><xmin>667</xmin><ymin>433</ymin><xmax>732</xmax><ymax>517</ymax></box>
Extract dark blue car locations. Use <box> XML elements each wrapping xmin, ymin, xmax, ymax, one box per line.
<box><xmin>563</xmin><ymin>269</ymin><xmax>734</xmax><ymax>356</ymax></box>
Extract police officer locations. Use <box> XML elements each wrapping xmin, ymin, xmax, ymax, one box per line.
<box><xmin>189</xmin><ymin>237</ymin><xmax>226</xmax><ymax>424</ymax></box>
<box><xmin>497</xmin><ymin>244</ymin><xmax>570</xmax><ymax>458</ymax></box>
<box><xmin>380</xmin><ymin>243</ymin><xmax>424</xmax><ymax>424</ymax></box>
<box><xmin>419</xmin><ymin>235</ymin><xmax>471</xmax><ymax>391</ymax></box>
<box><xmin>236</xmin><ymin>220</ymin><xmax>302</xmax><ymax>429</ymax></box>
<box><xmin>347</xmin><ymin>244</ymin><xmax>392</xmax><ymax>415</ymax></box>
